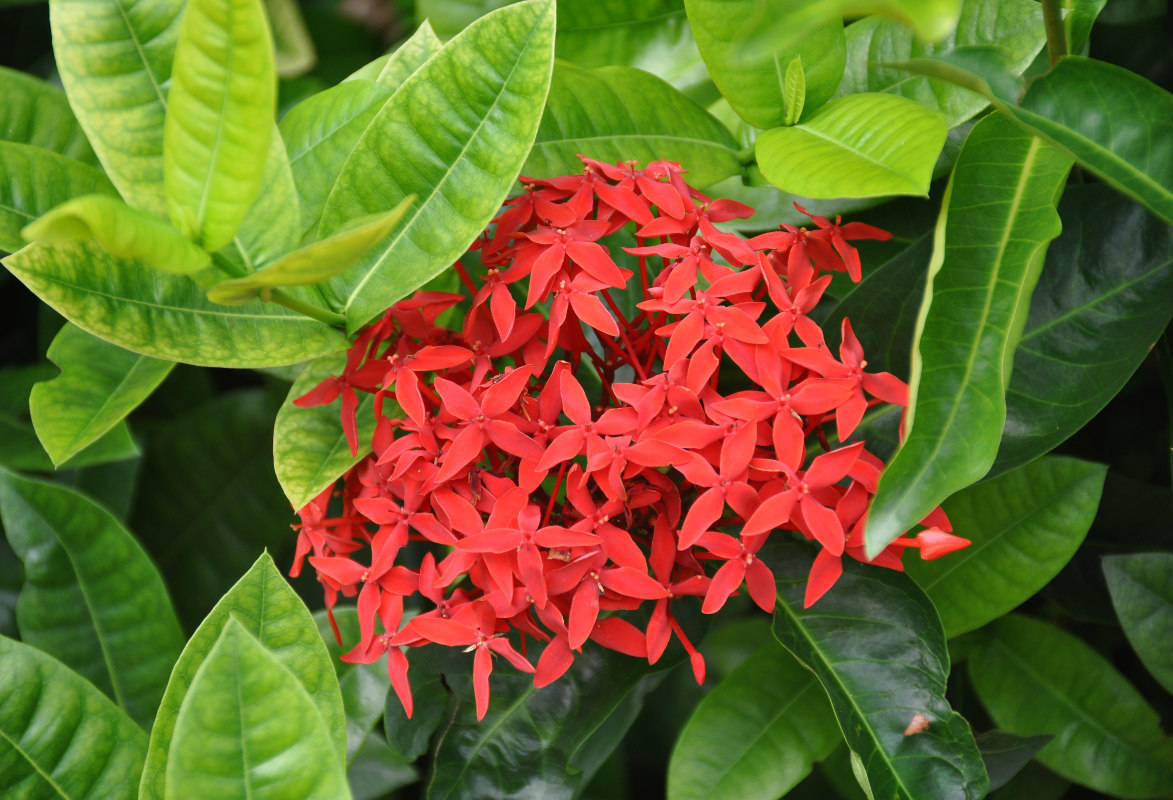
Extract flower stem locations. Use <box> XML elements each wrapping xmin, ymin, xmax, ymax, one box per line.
<box><xmin>1041</xmin><ymin>0</ymin><xmax>1068</xmax><ymax>66</ymax></box>
<box><xmin>265</xmin><ymin>289</ymin><xmax>348</xmax><ymax>328</ymax></box>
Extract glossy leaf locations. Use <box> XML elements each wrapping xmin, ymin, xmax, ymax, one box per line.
<box><xmin>992</xmin><ymin>185</ymin><xmax>1173</xmax><ymax>475</ymax></box>
<box><xmin>770</xmin><ymin>541</ymin><xmax>988</xmax><ymax>800</ymax></box>
<box><xmin>0</xmin><ymin>469</ymin><xmax>184</xmax><ymax>729</ymax></box>
<box><xmin>23</xmin><ymin>194</ymin><xmax>211</xmax><ymax>275</ymax></box>
<box><xmin>319</xmin><ymin>0</ymin><xmax>556</xmax><ymax>332</ymax></box>
<box><xmin>49</xmin><ymin>0</ymin><xmax>184</xmax><ymax>217</ymax></box>
<box><xmin>164</xmin><ymin>0</ymin><xmax>276</xmax><ymax>250</ymax></box>
<box><xmin>836</xmin><ymin>0</ymin><xmax>1045</xmax><ymax>128</ymax></box>
<box><xmin>970</xmin><ymin>615</ymin><xmax>1173</xmax><ymax>797</ymax></box>
<box><xmin>527</xmin><ymin>62</ymin><xmax>742</xmax><ymax>188</ymax></box>
<box><xmin>208</xmin><ymin>197</ymin><xmax>414</xmax><ymax>305</ymax></box>
<box><xmin>904</xmin><ymin>456</ymin><xmax>1106</xmax><ymax>638</ymax></box>
<box><xmin>140</xmin><ymin>551</ymin><xmax>346</xmax><ymax>800</ymax></box>
<box><xmin>275</xmin><ymin>354</ymin><xmax>377</xmax><ymax>509</ymax></box>
<box><xmin>29</xmin><ymin>323</ymin><xmax>173</xmax><ymax>466</ymax></box>
<box><xmin>165</xmin><ymin>618</ymin><xmax>352</xmax><ymax>799</ymax></box>
<box><xmin>1103</xmin><ymin>553</ymin><xmax>1173</xmax><ymax>695</ymax></box>
<box><xmin>0</xmin><ymin>635</ymin><xmax>148</xmax><ymax>800</ymax></box>
<box><xmin>3</xmin><ymin>241</ymin><xmax>347</xmax><ymax>368</ymax></box>
<box><xmin>977</xmin><ymin>731</ymin><xmax>1051</xmax><ymax>793</ymax></box>
<box><xmin>667</xmin><ymin>639</ymin><xmax>840</xmax><ymax>800</ymax></box>
<box><xmin>1006</xmin><ymin>56</ymin><xmax>1173</xmax><ymax>224</ymax></box>
<box><xmin>1061</xmin><ymin>0</ymin><xmax>1106</xmax><ymax>54</ymax></box>
<box><xmin>268</xmin><ymin>0</ymin><xmax>317</xmax><ymax>77</ymax></box>
<box><xmin>345</xmin><ymin>21</ymin><xmax>444</xmax><ymax>84</ymax></box>
<box><xmin>384</xmin><ymin>648</ymin><xmax>451</xmax><ymax>763</ymax></box>
<box><xmin>0</xmin><ymin>65</ymin><xmax>95</xmax><ymax>163</ymax></box>
<box><xmin>0</xmin><ymin>141</ymin><xmax>118</xmax><ymax>254</ymax></box>
<box><xmin>756</xmin><ymin>92</ymin><xmax>947</xmax><ymax>198</ymax></box>
<box><xmin>864</xmin><ymin>113</ymin><xmax>1072</xmax><ymax>557</ymax></box>
<box><xmin>686</xmin><ymin>0</ymin><xmax>843</xmax><ymax>128</ymax></box>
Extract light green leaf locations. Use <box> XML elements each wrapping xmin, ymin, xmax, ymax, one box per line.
<box><xmin>345</xmin><ymin>20</ymin><xmax>444</xmax><ymax>85</ymax></box>
<box><xmin>49</xmin><ymin>0</ymin><xmax>185</xmax><ymax>217</ymax></box>
<box><xmin>164</xmin><ymin>0</ymin><xmax>277</xmax><ymax>250</ymax></box>
<box><xmin>783</xmin><ymin>56</ymin><xmax>806</xmax><ymax>125</ymax></box>
<box><xmin>208</xmin><ymin>197</ymin><xmax>414</xmax><ymax>305</ymax></box>
<box><xmin>1103</xmin><ymin>553</ymin><xmax>1173</xmax><ymax>695</ymax></box>
<box><xmin>756</xmin><ymin>92</ymin><xmax>947</xmax><ymax>198</ymax></box>
<box><xmin>29</xmin><ymin>323</ymin><xmax>173</xmax><ymax>467</ymax></box>
<box><xmin>314</xmin><ymin>608</ymin><xmax>392</xmax><ymax>767</ymax></box>
<box><xmin>971</xmin><ymin>615</ymin><xmax>1173</xmax><ymax>798</ymax></box>
<box><xmin>770</xmin><ymin>541</ymin><xmax>988</xmax><ymax>800</ymax></box>
<box><xmin>0</xmin><ymin>468</ymin><xmax>184</xmax><ymax>729</ymax></box>
<box><xmin>904</xmin><ymin>456</ymin><xmax>1106</xmax><ymax>638</ymax></box>
<box><xmin>836</xmin><ymin>0</ymin><xmax>1046</xmax><ymax>128</ymax></box>
<box><xmin>667</xmin><ymin>639</ymin><xmax>840</xmax><ymax>800</ymax></box>
<box><xmin>23</xmin><ymin>194</ymin><xmax>211</xmax><ymax>275</ymax></box>
<box><xmin>3</xmin><ymin>241</ymin><xmax>347</xmax><ymax>367</ymax></box>
<box><xmin>864</xmin><ymin>113</ymin><xmax>1072</xmax><ymax>557</ymax></box>
<box><xmin>224</xmin><ymin>130</ymin><xmax>303</xmax><ymax>271</ymax></box>
<box><xmin>0</xmin><ymin>64</ymin><xmax>96</xmax><ymax>163</ymax></box>
<box><xmin>140</xmin><ymin>552</ymin><xmax>347</xmax><ymax>800</ymax></box>
<box><xmin>0</xmin><ymin>141</ymin><xmax>118</xmax><ymax>254</ymax></box>
<box><xmin>685</xmin><ymin>0</ymin><xmax>844</xmax><ymax>128</ymax></box>
<box><xmin>274</xmin><ymin>353</ymin><xmax>376</xmax><ymax>510</ymax></box>
<box><xmin>268</xmin><ymin>0</ymin><xmax>317</xmax><ymax>77</ymax></box>
<box><xmin>0</xmin><ymin>635</ymin><xmax>147</xmax><ymax>800</ymax></box>
<box><xmin>527</xmin><ymin>61</ymin><xmax>742</xmax><ymax>188</ymax></box>
<box><xmin>1006</xmin><ymin>56</ymin><xmax>1173</xmax><ymax>225</ymax></box>
<box><xmin>319</xmin><ymin>0</ymin><xmax>556</xmax><ymax>332</ymax></box>
<box><xmin>165</xmin><ymin>618</ymin><xmax>352</xmax><ymax>800</ymax></box>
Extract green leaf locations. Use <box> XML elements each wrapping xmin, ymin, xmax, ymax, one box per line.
<box><xmin>313</xmin><ymin>608</ymin><xmax>392</xmax><ymax>767</ymax></box>
<box><xmin>783</xmin><ymin>56</ymin><xmax>806</xmax><ymax>125</ymax></box>
<box><xmin>346</xmin><ymin>735</ymin><xmax>419</xmax><ymax>799</ymax></box>
<box><xmin>770</xmin><ymin>541</ymin><xmax>988</xmax><ymax>800</ymax></box>
<box><xmin>1061</xmin><ymin>0</ymin><xmax>1106</xmax><ymax>54</ymax></box>
<box><xmin>29</xmin><ymin>323</ymin><xmax>174</xmax><ymax>466</ymax></box>
<box><xmin>221</xmin><ymin>130</ymin><xmax>303</xmax><ymax>271</ymax></box>
<box><xmin>23</xmin><ymin>194</ymin><xmax>211</xmax><ymax>275</ymax></box>
<box><xmin>970</xmin><ymin>615</ymin><xmax>1173</xmax><ymax>798</ymax></box>
<box><xmin>165</xmin><ymin>618</ymin><xmax>352</xmax><ymax>799</ymax></box>
<box><xmin>0</xmin><ymin>635</ymin><xmax>148</xmax><ymax>800</ymax></box>
<box><xmin>208</xmin><ymin>198</ymin><xmax>414</xmax><ymax>305</ymax></box>
<box><xmin>320</xmin><ymin>0</ymin><xmax>556</xmax><ymax>333</ymax></box>
<box><xmin>140</xmin><ymin>551</ymin><xmax>347</xmax><ymax>800</ymax></box>
<box><xmin>0</xmin><ymin>65</ymin><xmax>96</xmax><ymax>164</ymax></box>
<box><xmin>1103</xmin><ymin>553</ymin><xmax>1173</xmax><ymax>695</ymax></box>
<box><xmin>667</xmin><ymin>639</ymin><xmax>840</xmax><ymax>800</ymax></box>
<box><xmin>49</xmin><ymin>0</ymin><xmax>185</xmax><ymax>217</ymax></box>
<box><xmin>864</xmin><ymin>113</ymin><xmax>1072</xmax><ymax>557</ymax></box>
<box><xmin>1006</xmin><ymin>56</ymin><xmax>1173</xmax><ymax>225</ymax></box>
<box><xmin>274</xmin><ymin>353</ymin><xmax>377</xmax><ymax>509</ymax></box>
<box><xmin>164</xmin><ymin>0</ymin><xmax>276</xmax><ymax>250</ymax></box>
<box><xmin>268</xmin><ymin>0</ymin><xmax>317</xmax><ymax>77</ymax></box>
<box><xmin>890</xmin><ymin>45</ymin><xmax>1025</xmax><ymax>108</ymax></box>
<box><xmin>836</xmin><ymin>0</ymin><xmax>1046</xmax><ymax>128</ymax></box>
<box><xmin>755</xmin><ymin>92</ymin><xmax>947</xmax><ymax>198</ymax></box>
<box><xmin>3</xmin><ymin>241</ymin><xmax>347</xmax><ymax>368</ymax></box>
<box><xmin>345</xmin><ymin>21</ymin><xmax>444</xmax><ymax>85</ymax></box>
<box><xmin>0</xmin><ymin>468</ymin><xmax>184</xmax><ymax>729</ymax></box>
<box><xmin>904</xmin><ymin>456</ymin><xmax>1106</xmax><ymax>638</ymax></box>
<box><xmin>976</xmin><ymin>731</ymin><xmax>1051</xmax><ymax>793</ymax></box>
<box><xmin>0</xmin><ymin>141</ymin><xmax>118</xmax><ymax>254</ymax></box>
<box><xmin>685</xmin><ymin>0</ymin><xmax>844</xmax><ymax>128</ymax></box>
<box><xmin>992</xmin><ymin>185</ymin><xmax>1173</xmax><ymax>475</ymax></box>
<box><xmin>384</xmin><ymin>649</ymin><xmax>450</xmax><ymax>763</ymax></box>
<box><xmin>526</xmin><ymin>61</ymin><xmax>742</xmax><ymax>188</ymax></box>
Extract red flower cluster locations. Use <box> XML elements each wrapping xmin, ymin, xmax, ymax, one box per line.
<box><xmin>291</xmin><ymin>156</ymin><xmax>969</xmax><ymax>720</ymax></box>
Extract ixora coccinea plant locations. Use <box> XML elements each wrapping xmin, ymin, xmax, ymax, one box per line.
<box><xmin>3</xmin><ymin>0</ymin><xmax>1173</xmax><ymax>798</ymax></box>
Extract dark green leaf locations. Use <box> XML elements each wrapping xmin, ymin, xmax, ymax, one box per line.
<box><xmin>49</xmin><ymin>0</ymin><xmax>185</xmax><ymax>217</ymax></box>
<box><xmin>770</xmin><ymin>541</ymin><xmax>988</xmax><ymax>800</ymax></box>
<box><xmin>865</xmin><ymin>113</ymin><xmax>1072</xmax><ymax>557</ymax></box>
<box><xmin>970</xmin><ymin>614</ymin><xmax>1173</xmax><ymax>797</ymax></box>
<box><xmin>756</xmin><ymin>92</ymin><xmax>948</xmax><ymax>198</ymax></box>
<box><xmin>0</xmin><ymin>65</ymin><xmax>96</xmax><ymax>164</ymax></box>
<box><xmin>0</xmin><ymin>635</ymin><xmax>148</xmax><ymax>800</ymax></box>
<box><xmin>29</xmin><ymin>323</ymin><xmax>173</xmax><ymax>467</ymax></box>
<box><xmin>0</xmin><ymin>468</ymin><xmax>184</xmax><ymax>729</ymax></box>
<box><xmin>313</xmin><ymin>608</ymin><xmax>392</xmax><ymax>767</ymax></box>
<box><xmin>0</xmin><ymin>141</ymin><xmax>118</xmax><ymax>255</ymax></box>
<box><xmin>685</xmin><ymin>0</ymin><xmax>845</xmax><ymax>127</ymax></box>
<box><xmin>1007</xmin><ymin>56</ymin><xmax>1173</xmax><ymax>224</ymax></box>
<box><xmin>164</xmin><ymin>0</ymin><xmax>276</xmax><ymax>251</ymax></box>
<box><xmin>347</xmin><ymin>735</ymin><xmax>419</xmax><ymax>800</ymax></box>
<box><xmin>989</xmin><ymin>762</ymin><xmax>1071</xmax><ymax>800</ymax></box>
<box><xmin>319</xmin><ymin>0</ymin><xmax>556</xmax><ymax>332</ymax></box>
<box><xmin>1103</xmin><ymin>553</ymin><xmax>1173</xmax><ymax>695</ymax></box>
<box><xmin>667</xmin><ymin>639</ymin><xmax>840</xmax><ymax>800</ymax></box>
<box><xmin>165</xmin><ymin>618</ymin><xmax>351</xmax><ymax>799</ymax></box>
<box><xmin>527</xmin><ymin>61</ymin><xmax>741</xmax><ymax>188</ymax></box>
<box><xmin>140</xmin><ymin>551</ymin><xmax>346</xmax><ymax>800</ymax></box>
<box><xmin>3</xmin><ymin>241</ymin><xmax>347</xmax><ymax>368</ymax></box>
<box><xmin>992</xmin><ymin>186</ymin><xmax>1173</xmax><ymax>475</ymax></box>
<box><xmin>976</xmin><ymin>731</ymin><xmax>1051</xmax><ymax>793</ymax></box>
<box><xmin>904</xmin><ymin>456</ymin><xmax>1106</xmax><ymax>638</ymax></box>
<box><xmin>384</xmin><ymin>649</ymin><xmax>451</xmax><ymax>763</ymax></box>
